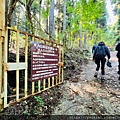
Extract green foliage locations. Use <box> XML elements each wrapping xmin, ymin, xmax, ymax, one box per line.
<box><xmin>23</xmin><ymin>110</ymin><xmax>30</xmax><ymax>115</ymax></box>
<box><xmin>34</xmin><ymin>96</ymin><xmax>44</xmax><ymax>107</ymax></box>
<box><xmin>65</xmin><ymin>0</ymin><xmax>106</xmax><ymax>47</ymax></box>
<box><xmin>7</xmin><ymin>0</ymin><xmax>119</xmax><ymax>50</ymax></box>
<box><xmin>10</xmin><ymin>29</ymin><xmax>25</xmax><ymax>48</ymax></box>
<box><xmin>41</xmin><ymin>7</ymin><xmax>49</xmax><ymax>19</ymax></box>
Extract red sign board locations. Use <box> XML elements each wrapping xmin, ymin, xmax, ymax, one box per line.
<box><xmin>30</xmin><ymin>42</ymin><xmax>58</xmax><ymax>82</ymax></box>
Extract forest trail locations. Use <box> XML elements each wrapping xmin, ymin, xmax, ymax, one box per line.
<box><xmin>52</xmin><ymin>51</ymin><xmax>120</xmax><ymax>115</ymax></box>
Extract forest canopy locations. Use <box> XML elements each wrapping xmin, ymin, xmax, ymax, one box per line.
<box><xmin>6</xmin><ymin>0</ymin><xmax>119</xmax><ymax>49</ymax></box>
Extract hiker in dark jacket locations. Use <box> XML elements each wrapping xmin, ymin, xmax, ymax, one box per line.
<box><xmin>92</xmin><ymin>44</ymin><xmax>97</xmax><ymax>54</ymax></box>
<box><xmin>93</xmin><ymin>41</ymin><xmax>110</xmax><ymax>81</ymax></box>
<box><xmin>115</xmin><ymin>42</ymin><xmax>120</xmax><ymax>80</ymax></box>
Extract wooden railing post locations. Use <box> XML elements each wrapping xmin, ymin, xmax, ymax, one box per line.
<box><xmin>0</xmin><ymin>0</ymin><xmax>5</xmax><ymax>110</ymax></box>
<box><xmin>0</xmin><ymin>0</ymin><xmax>5</xmax><ymax>29</ymax></box>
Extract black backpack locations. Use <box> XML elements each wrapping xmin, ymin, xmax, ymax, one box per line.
<box><xmin>95</xmin><ymin>46</ymin><xmax>106</xmax><ymax>58</ymax></box>
<box><xmin>117</xmin><ymin>52</ymin><xmax>120</xmax><ymax>58</ymax></box>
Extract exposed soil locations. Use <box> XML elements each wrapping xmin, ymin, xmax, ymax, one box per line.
<box><xmin>0</xmin><ymin>86</ymin><xmax>63</xmax><ymax>115</ymax></box>
<box><xmin>0</xmin><ymin>49</ymin><xmax>120</xmax><ymax>119</ymax></box>
<box><xmin>0</xmin><ymin>48</ymin><xmax>88</xmax><ymax>117</ymax></box>
<box><xmin>52</xmin><ymin>51</ymin><xmax>120</xmax><ymax>115</ymax></box>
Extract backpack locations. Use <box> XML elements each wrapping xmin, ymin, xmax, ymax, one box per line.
<box><xmin>117</xmin><ymin>52</ymin><xmax>120</xmax><ymax>58</ymax></box>
<box><xmin>95</xmin><ymin>46</ymin><xmax>106</xmax><ymax>58</ymax></box>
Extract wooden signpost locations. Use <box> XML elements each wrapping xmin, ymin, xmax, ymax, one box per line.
<box><xmin>31</xmin><ymin>42</ymin><xmax>59</xmax><ymax>82</ymax></box>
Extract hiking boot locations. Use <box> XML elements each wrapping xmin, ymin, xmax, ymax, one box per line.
<box><xmin>101</xmin><ymin>75</ymin><xmax>105</xmax><ymax>83</ymax></box>
<box><xmin>117</xmin><ymin>71</ymin><xmax>120</xmax><ymax>75</ymax></box>
<box><xmin>94</xmin><ymin>71</ymin><xmax>98</xmax><ymax>78</ymax></box>
<box><xmin>101</xmin><ymin>75</ymin><xmax>105</xmax><ymax>79</ymax></box>
<box><xmin>118</xmin><ymin>76</ymin><xmax>120</xmax><ymax>80</ymax></box>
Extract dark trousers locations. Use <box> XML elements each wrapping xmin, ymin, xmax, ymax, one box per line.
<box><xmin>118</xmin><ymin>58</ymin><xmax>120</xmax><ymax>74</ymax></box>
<box><xmin>95</xmin><ymin>58</ymin><xmax>106</xmax><ymax>75</ymax></box>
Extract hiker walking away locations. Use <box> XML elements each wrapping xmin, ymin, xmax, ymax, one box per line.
<box><xmin>115</xmin><ymin>42</ymin><xmax>120</xmax><ymax>80</ymax></box>
<box><xmin>92</xmin><ymin>44</ymin><xmax>97</xmax><ymax>54</ymax></box>
<box><xmin>93</xmin><ymin>42</ymin><xmax>110</xmax><ymax>82</ymax></box>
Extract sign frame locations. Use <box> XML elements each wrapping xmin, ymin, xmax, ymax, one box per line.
<box><xmin>30</xmin><ymin>42</ymin><xmax>59</xmax><ymax>82</ymax></box>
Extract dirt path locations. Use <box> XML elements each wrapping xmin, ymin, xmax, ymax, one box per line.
<box><xmin>52</xmin><ymin>51</ymin><xmax>120</xmax><ymax>115</ymax></box>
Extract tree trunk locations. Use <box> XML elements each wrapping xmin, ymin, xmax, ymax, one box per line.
<box><xmin>46</xmin><ymin>1</ymin><xmax>49</xmax><ymax>35</ymax></box>
<box><xmin>7</xmin><ymin>0</ymin><xmax>19</xmax><ymax>26</ymax></box>
<box><xmin>26</xmin><ymin>0</ymin><xmax>34</xmax><ymax>34</ymax></box>
<box><xmin>49</xmin><ymin>0</ymin><xmax>54</xmax><ymax>40</ymax></box>
<box><xmin>63</xmin><ymin>0</ymin><xmax>66</xmax><ymax>32</ymax></box>
<box><xmin>63</xmin><ymin>0</ymin><xmax>66</xmax><ymax>45</ymax></box>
